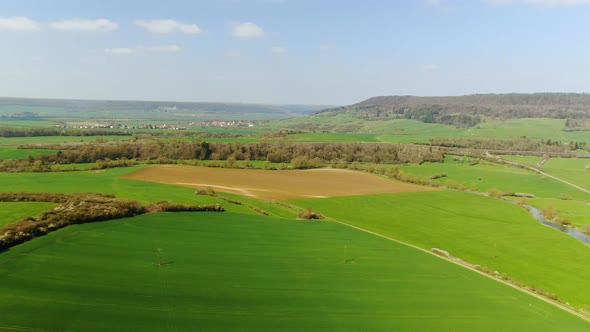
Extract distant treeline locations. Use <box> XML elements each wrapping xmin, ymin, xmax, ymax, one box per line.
<box><xmin>429</xmin><ymin>137</ymin><xmax>587</xmax><ymax>153</ymax></box>
<box><xmin>564</xmin><ymin>118</ymin><xmax>590</xmax><ymax>132</ymax></box>
<box><xmin>0</xmin><ymin>192</ymin><xmax>224</xmax><ymax>250</ymax></box>
<box><xmin>318</xmin><ymin>93</ymin><xmax>590</xmax><ymax>127</ymax></box>
<box><xmin>0</xmin><ymin>127</ymin><xmax>132</xmax><ymax>137</ymax></box>
<box><xmin>0</xmin><ymin>126</ymin><xmax>246</xmax><ymax>139</ymax></box>
<box><xmin>0</xmin><ymin>141</ymin><xmax>444</xmax><ymax>172</ymax></box>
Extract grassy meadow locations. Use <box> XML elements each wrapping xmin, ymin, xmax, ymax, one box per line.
<box><xmin>500</xmin><ymin>156</ymin><xmax>590</xmax><ymax>192</ymax></box>
<box><xmin>0</xmin><ymin>212</ymin><xmax>588</xmax><ymax>331</ymax></box>
<box><xmin>399</xmin><ymin>156</ymin><xmax>588</xmax><ymax>199</ymax></box>
<box><xmin>2</xmin><ymin>113</ymin><xmax>590</xmax><ymax>329</ymax></box>
<box><xmin>523</xmin><ymin>198</ymin><xmax>590</xmax><ymax>227</ymax></box>
<box><xmin>0</xmin><ymin>147</ymin><xmax>58</xmax><ymax>160</ymax></box>
<box><xmin>0</xmin><ymin>135</ymin><xmax>133</xmax><ymax>145</ymax></box>
<box><xmin>272</xmin><ymin>117</ymin><xmax>590</xmax><ymax>143</ymax></box>
<box><xmin>0</xmin><ymin>202</ymin><xmax>57</xmax><ymax>227</ymax></box>
<box><xmin>291</xmin><ymin>190</ymin><xmax>590</xmax><ymax>310</ymax></box>
<box><xmin>0</xmin><ymin>166</ymin><xmax>289</xmax><ymax>217</ymax></box>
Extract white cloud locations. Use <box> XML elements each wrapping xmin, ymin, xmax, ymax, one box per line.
<box><xmin>0</xmin><ymin>17</ymin><xmax>40</xmax><ymax>31</ymax></box>
<box><xmin>105</xmin><ymin>48</ymin><xmax>135</xmax><ymax>55</ymax></box>
<box><xmin>135</xmin><ymin>19</ymin><xmax>201</xmax><ymax>34</ymax></box>
<box><xmin>50</xmin><ymin>19</ymin><xmax>118</xmax><ymax>32</ymax></box>
<box><xmin>422</xmin><ymin>64</ymin><xmax>440</xmax><ymax>71</ymax></box>
<box><xmin>271</xmin><ymin>46</ymin><xmax>287</xmax><ymax>54</ymax></box>
<box><xmin>231</xmin><ymin>22</ymin><xmax>265</xmax><ymax>38</ymax></box>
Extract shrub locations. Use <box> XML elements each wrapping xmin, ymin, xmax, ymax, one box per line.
<box><xmin>541</xmin><ymin>205</ymin><xmax>557</xmax><ymax>221</ymax></box>
<box><xmin>487</xmin><ymin>188</ymin><xmax>503</xmax><ymax>198</ymax></box>
<box><xmin>298</xmin><ymin>208</ymin><xmax>325</xmax><ymax>220</ymax></box>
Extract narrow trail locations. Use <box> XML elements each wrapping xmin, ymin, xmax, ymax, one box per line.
<box><xmin>485</xmin><ymin>151</ymin><xmax>590</xmax><ymax>195</ymax></box>
<box><xmin>326</xmin><ymin>218</ymin><xmax>590</xmax><ymax>324</ymax></box>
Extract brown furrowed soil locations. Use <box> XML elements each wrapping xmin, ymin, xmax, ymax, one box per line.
<box><xmin>123</xmin><ymin>165</ymin><xmax>435</xmax><ymax>200</ymax></box>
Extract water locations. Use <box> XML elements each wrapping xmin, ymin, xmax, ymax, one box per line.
<box><xmin>526</xmin><ymin>205</ymin><xmax>590</xmax><ymax>246</ymax></box>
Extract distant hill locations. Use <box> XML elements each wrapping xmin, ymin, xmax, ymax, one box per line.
<box><xmin>316</xmin><ymin>93</ymin><xmax>590</xmax><ymax>127</ymax></box>
<box><xmin>0</xmin><ymin>97</ymin><xmax>335</xmax><ymax>121</ymax></box>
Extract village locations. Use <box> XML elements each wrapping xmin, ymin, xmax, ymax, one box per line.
<box><xmin>56</xmin><ymin>120</ymin><xmax>255</xmax><ymax>131</ymax></box>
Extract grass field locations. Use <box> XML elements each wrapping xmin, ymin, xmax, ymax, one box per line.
<box><xmin>540</xmin><ymin>158</ymin><xmax>590</xmax><ymax>191</ymax></box>
<box><xmin>291</xmin><ymin>190</ymin><xmax>590</xmax><ymax>310</ymax></box>
<box><xmin>272</xmin><ymin>117</ymin><xmax>590</xmax><ymax>143</ymax></box>
<box><xmin>523</xmin><ymin>198</ymin><xmax>590</xmax><ymax>227</ymax></box>
<box><xmin>0</xmin><ymin>202</ymin><xmax>57</xmax><ymax>227</ymax></box>
<box><xmin>123</xmin><ymin>165</ymin><xmax>433</xmax><ymax>199</ymax></box>
<box><xmin>0</xmin><ymin>135</ymin><xmax>133</xmax><ymax>145</ymax></box>
<box><xmin>499</xmin><ymin>155</ymin><xmax>590</xmax><ymax>193</ymax></box>
<box><xmin>0</xmin><ymin>147</ymin><xmax>57</xmax><ymax>160</ymax></box>
<box><xmin>0</xmin><ymin>212</ymin><xmax>587</xmax><ymax>331</ymax></box>
<box><xmin>399</xmin><ymin>156</ymin><xmax>589</xmax><ymax>200</ymax></box>
<box><xmin>0</xmin><ymin>167</ymin><xmax>294</xmax><ymax>218</ymax></box>
<box><xmin>0</xmin><ymin>119</ymin><xmax>60</xmax><ymax>127</ymax></box>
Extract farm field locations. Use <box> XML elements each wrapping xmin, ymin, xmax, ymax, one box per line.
<box><xmin>0</xmin><ymin>119</ymin><xmax>59</xmax><ymax>127</ymax></box>
<box><xmin>0</xmin><ymin>167</ymin><xmax>295</xmax><ymax>218</ymax></box>
<box><xmin>291</xmin><ymin>190</ymin><xmax>590</xmax><ymax>310</ymax></box>
<box><xmin>399</xmin><ymin>156</ymin><xmax>588</xmax><ymax>199</ymax></box>
<box><xmin>123</xmin><ymin>165</ymin><xmax>434</xmax><ymax>199</ymax></box>
<box><xmin>0</xmin><ymin>135</ymin><xmax>133</xmax><ymax>145</ymax></box>
<box><xmin>0</xmin><ymin>147</ymin><xmax>58</xmax><ymax>160</ymax></box>
<box><xmin>499</xmin><ymin>155</ymin><xmax>590</xmax><ymax>192</ymax></box>
<box><xmin>274</xmin><ymin>118</ymin><xmax>590</xmax><ymax>143</ymax></box>
<box><xmin>0</xmin><ymin>212</ymin><xmax>588</xmax><ymax>331</ymax></box>
<box><xmin>540</xmin><ymin>158</ymin><xmax>590</xmax><ymax>192</ymax></box>
<box><xmin>0</xmin><ymin>202</ymin><xmax>57</xmax><ymax>227</ymax></box>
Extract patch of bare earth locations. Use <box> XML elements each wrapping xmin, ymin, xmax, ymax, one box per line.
<box><xmin>123</xmin><ymin>165</ymin><xmax>435</xmax><ymax>200</ymax></box>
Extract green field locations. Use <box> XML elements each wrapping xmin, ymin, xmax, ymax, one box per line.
<box><xmin>272</xmin><ymin>117</ymin><xmax>590</xmax><ymax>143</ymax></box>
<box><xmin>0</xmin><ymin>119</ymin><xmax>60</xmax><ymax>127</ymax></box>
<box><xmin>0</xmin><ymin>147</ymin><xmax>58</xmax><ymax>160</ymax></box>
<box><xmin>523</xmin><ymin>198</ymin><xmax>590</xmax><ymax>227</ymax></box>
<box><xmin>0</xmin><ymin>135</ymin><xmax>133</xmax><ymax>145</ymax></box>
<box><xmin>0</xmin><ymin>167</ymin><xmax>292</xmax><ymax>218</ymax></box>
<box><xmin>291</xmin><ymin>190</ymin><xmax>590</xmax><ymax>310</ymax></box>
<box><xmin>0</xmin><ymin>212</ymin><xmax>587</xmax><ymax>331</ymax></box>
<box><xmin>399</xmin><ymin>156</ymin><xmax>589</xmax><ymax>200</ymax></box>
<box><xmin>0</xmin><ymin>202</ymin><xmax>57</xmax><ymax>227</ymax></box>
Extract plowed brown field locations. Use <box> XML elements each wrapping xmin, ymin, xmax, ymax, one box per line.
<box><xmin>123</xmin><ymin>165</ymin><xmax>434</xmax><ymax>199</ymax></box>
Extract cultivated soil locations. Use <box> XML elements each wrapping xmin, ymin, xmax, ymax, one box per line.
<box><xmin>123</xmin><ymin>165</ymin><xmax>434</xmax><ymax>199</ymax></box>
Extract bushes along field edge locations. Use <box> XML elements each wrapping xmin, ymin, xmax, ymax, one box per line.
<box><xmin>0</xmin><ymin>192</ymin><xmax>224</xmax><ymax>251</ymax></box>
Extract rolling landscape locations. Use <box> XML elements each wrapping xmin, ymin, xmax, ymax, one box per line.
<box><xmin>2</xmin><ymin>92</ymin><xmax>590</xmax><ymax>331</ymax></box>
<box><xmin>3</xmin><ymin>1</ymin><xmax>590</xmax><ymax>331</ymax></box>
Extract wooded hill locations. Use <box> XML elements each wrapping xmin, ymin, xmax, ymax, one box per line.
<box><xmin>317</xmin><ymin>93</ymin><xmax>590</xmax><ymax>127</ymax></box>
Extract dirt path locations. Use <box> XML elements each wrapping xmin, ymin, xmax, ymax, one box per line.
<box><xmin>327</xmin><ymin>217</ymin><xmax>590</xmax><ymax>323</ymax></box>
<box><xmin>485</xmin><ymin>151</ymin><xmax>590</xmax><ymax>195</ymax></box>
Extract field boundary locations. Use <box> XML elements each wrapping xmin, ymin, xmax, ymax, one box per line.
<box><xmin>327</xmin><ymin>218</ymin><xmax>590</xmax><ymax>323</ymax></box>
<box><xmin>486</xmin><ymin>152</ymin><xmax>590</xmax><ymax>195</ymax></box>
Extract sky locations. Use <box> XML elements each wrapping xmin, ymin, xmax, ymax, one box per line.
<box><xmin>1</xmin><ymin>0</ymin><xmax>590</xmax><ymax>105</ymax></box>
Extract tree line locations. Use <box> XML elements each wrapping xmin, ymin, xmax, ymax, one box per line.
<box><xmin>0</xmin><ymin>141</ymin><xmax>445</xmax><ymax>172</ymax></box>
<box><xmin>0</xmin><ymin>192</ymin><xmax>224</xmax><ymax>250</ymax></box>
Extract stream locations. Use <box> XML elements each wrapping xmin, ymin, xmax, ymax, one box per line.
<box><xmin>525</xmin><ymin>205</ymin><xmax>590</xmax><ymax>246</ymax></box>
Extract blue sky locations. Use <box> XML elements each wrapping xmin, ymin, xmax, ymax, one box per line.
<box><xmin>1</xmin><ymin>0</ymin><xmax>590</xmax><ymax>105</ymax></box>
